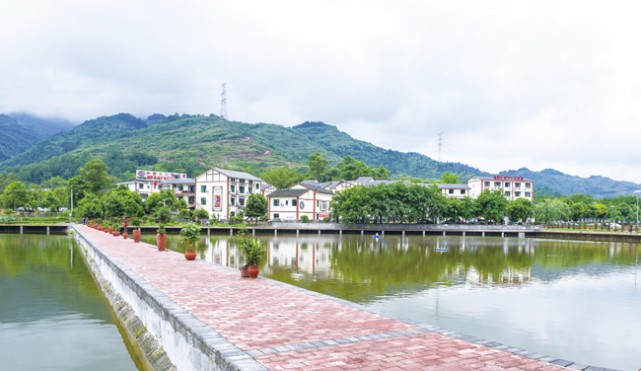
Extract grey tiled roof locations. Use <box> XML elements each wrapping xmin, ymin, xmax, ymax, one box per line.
<box><xmin>215</xmin><ymin>167</ymin><xmax>262</xmax><ymax>181</ymax></box>
<box><xmin>437</xmin><ymin>184</ymin><xmax>471</xmax><ymax>190</ymax></box>
<box><xmin>161</xmin><ymin>178</ymin><xmax>195</xmax><ymax>184</ymax></box>
<box><xmin>267</xmin><ymin>189</ymin><xmax>308</xmax><ymax>198</ymax></box>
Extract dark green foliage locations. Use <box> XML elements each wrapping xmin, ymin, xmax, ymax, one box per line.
<box><xmin>103</xmin><ymin>185</ymin><xmax>145</xmax><ymax>218</ymax></box>
<box><xmin>180</xmin><ymin>222</ymin><xmax>201</xmax><ymax>246</ymax></box>
<box><xmin>77</xmin><ymin>193</ymin><xmax>104</xmax><ymax>219</ymax></box>
<box><xmin>245</xmin><ymin>193</ymin><xmax>267</xmax><ymax>221</ymax></box>
<box><xmin>506</xmin><ymin>198</ymin><xmax>534</xmax><ymax>222</ymax></box>
<box><xmin>475</xmin><ymin>190</ymin><xmax>508</xmax><ymax>223</ymax></box>
<box><xmin>194</xmin><ymin>208</ymin><xmax>209</xmax><ymax>220</ymax></box>
<box><xmin>145</xmin><ymin>190</ymin><xmax>181</xmax><ymax>214</ymax></box>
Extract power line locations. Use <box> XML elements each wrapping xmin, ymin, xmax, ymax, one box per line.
<box><xmin>437</xmin><ymin>132</ymin><xmax>443</xmax><ymax>162</ymax></box>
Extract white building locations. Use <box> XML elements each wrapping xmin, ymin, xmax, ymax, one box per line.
<box><xmin>438</xmin><ymin>184</ymin><xmax>472</xmax><ymax>199</ymax></box>
<box><xmin>194</xmin><ymin>168</ymin><xmax>264</xmax><ymax>221</ymax></box>
<box><xmin>160</xmin><ymin>178</ymin><xmax>196</xmax><ymax>209</ymax></box>
<box><xmin>267</xmin><ymin>183</ymin><xmax>334</xmax><ymax>221</ymax></box>
<box><xmin>115</xmin><ymin>179</ymin><xmax>159</xmax><ymax>200</ymax></box>
<box><xmin>467</xmin><ymin>176</ymin><xmax>534</xmax><ymax>201</ymax></box>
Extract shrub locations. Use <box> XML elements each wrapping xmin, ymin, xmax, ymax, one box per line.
<box><xmin>323</xmin><ymin>216</ymin><xmax>330</xmax><ymax>223</ymax></box>
<box><xmin>300</xmin><ymin>215</ymin><xmax>309</xmax><ymax>223</ymax></box>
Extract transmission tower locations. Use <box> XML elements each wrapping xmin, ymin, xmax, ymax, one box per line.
<box><xmin>437</xmin><ymin>132</ymin><xmax>443</xmax><ymax>162</ymax></box>
<box><xmin>220</xmin><ymin>82</ymin><xmax>227</xmax><ymax>119</ymax></box>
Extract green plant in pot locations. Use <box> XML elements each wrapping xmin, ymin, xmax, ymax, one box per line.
<box><xmin>155</xmin><ymin>206</ymin><xmax>172</xmax><ymax>251</ymax></box>
<box><xmin>130</xmin><ymin>218</ymin><xmax>142</xmax><ymax>243</ymax></box>
<box><xmin>238</xmin><ymin>227</ymin><xmax>263</xmax><ymax>278</ymax></box>
<box><xmin>180</xmin><ymin>222</ymin><xmax>201</xmax><ymax>261</ymax></box>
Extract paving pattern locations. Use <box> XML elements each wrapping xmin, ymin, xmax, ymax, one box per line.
<box><xmin>77</xmin><ymin>225</ymin><xmax>578</xmax><ymax>370</ymax></box>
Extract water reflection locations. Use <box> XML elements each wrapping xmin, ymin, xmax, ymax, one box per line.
<box><xmin>155</xmin><ymin>233</ymin><xmax>640</xmax><ymax>370</ymax></box>
<box><xmin>0</xmin><ymin>234</ymin><xmax>137</xmax><ymax>370</ymax></box>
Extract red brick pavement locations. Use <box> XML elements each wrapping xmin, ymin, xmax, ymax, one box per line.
<box><xmin>77</xmin><ymin>226</ymin><xmax>568</xmax><ymax>370</ymax></box>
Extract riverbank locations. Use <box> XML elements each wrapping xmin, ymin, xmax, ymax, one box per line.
<box><xmin>70</xmin><ymin>225</ymin><xmax>605</xmax><ymax>370</ymax></box>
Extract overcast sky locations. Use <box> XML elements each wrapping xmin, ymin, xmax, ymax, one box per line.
<box><xmin>2</xmin><ymin>1</ymin><xmax>640</xmax><ymax>183</ymax></box>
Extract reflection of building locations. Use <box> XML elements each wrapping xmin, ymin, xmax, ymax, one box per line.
<box><xmin>194</xmin><ymin>168</ymin><xmax>264</xmax><ymax>221</ymax></box>
<box><xmin>267</xmin><ymin>183</ymin><xmax>334</xmax><ymax>221</ymax></box>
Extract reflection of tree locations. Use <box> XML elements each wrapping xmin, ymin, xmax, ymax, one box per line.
<box><xmin>0</xmin><ymin>234</ymin><xmax>109</xmax><ymax>319</ymax></box>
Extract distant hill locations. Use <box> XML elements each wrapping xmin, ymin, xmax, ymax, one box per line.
<box><xmin>499</xmin><ymin>168</ymin><xmax>640</xmax><ymax>198</ymax></box>
<box><xmin>0</xmin><ymin>113</ymin><xmax>75</xmax><ymax>162</ymax></box>
<box><xmin>0</xmin><ymin>113</ymin><xmax>638</xmax><ymax>198</ymax></box>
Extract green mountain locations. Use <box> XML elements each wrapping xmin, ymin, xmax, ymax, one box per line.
<box><xmin>0</xmin><ymin>114</ymin><xmax>74</xmax><ymax>162</ymax></box>
<box><xmin>0</xmin><ymin>113</ymin><xmax>638</xmax><ymax>198</ymax></box>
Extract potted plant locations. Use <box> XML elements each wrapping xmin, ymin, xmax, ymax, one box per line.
<box><xmin>180</xmin><ymin>222</ymin><xmax>201</xmax><ymax>260</ymax></box>
<box><xmin>131</xmin><ymin>218</ymin><xmax>142</xmax><ymax>243</ymax></box>
<box><xmin>112</xmin><ymin>221</ymin><xmax>121</xmax><ymax>237</ymax></box>
<box><xmin>155</xmin><ymin>207</ymin><xmax>172</xmax><ymax>251</ymax></box>
<box><xmin>238</xmin><ymin>226</ymin><xmax>263</xmax><ymax>278</ymax></box>
<box><xmin>122</xmin><ymin>218</ymin><xmax>130</xmax><ymax>239</ymax></box>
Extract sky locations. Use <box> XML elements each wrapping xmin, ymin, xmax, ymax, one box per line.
<box><xmin>1</xmin><ymin>1</ymin><xmax>641</xmax><ymax>183</ymax></box>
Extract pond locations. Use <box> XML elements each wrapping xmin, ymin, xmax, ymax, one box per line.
<box><xmin>151</xmin><ymin>232</ymin><xmax>641</xmax><ymax>371</ymax></box>
<box><xmin>0</xmin><ymin>234</ymin><xmax>138</xmax><ymax>370</ymax></box>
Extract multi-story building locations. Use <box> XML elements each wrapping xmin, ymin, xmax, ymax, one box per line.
<box><xmin>194</xmin><ymin>168</ymin><xmax>264</xmax><ymax>221</ymax></box>
<box><xmin>266</xmin><ymin>183</ymin><xmax>334</xmax><ymax>221</ymax></box>
<box><xmin>467</xmin><ymin>176</ymin><xmax>534</xmax><ymax>201</ymax></box>
<box><xmin>438</xmin><ymin>184</ymin><xmax>472</xmax><ymax>199</ymax></box>
<box><xmin>160</xmin><ymin>179</ymin><xmax>196</xmax><ymax>210</ymax></box>
<box><xmin>116</xmin><ymin>170</ymin><xmax>188</xmax><ymax>201</ymax></box>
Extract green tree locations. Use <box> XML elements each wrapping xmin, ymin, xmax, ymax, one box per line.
<box><xmin>373</xmin><ymin>165</ymin><xmax>390</xmax><ymax>180</ymax></box>
<box><xmin>145</xmin><ymin>190</ymin><xmax>180</xmax><ymax>214</ymax></box>
<box><xmin>77</xmin><ymin>193</ymin><xmax>104</xmax><ymax>219</ymax></box>
<box><xmin>2</xmin><ymin>181</ymin><xmax>28</xmax><ymax>209</ymax></box>
<box><xmin>475</xmin><ymin>190</ymin><xmax>508</xmax><ymax>224</ymax></box>
<box><xmin>42</xmin><ymin>191</ymin><xmax>61</xmax><ymax>211</ymax></box>
<box><xmin>441</xmin><ymin>172</ymin><xmax>459</xmax><ymax>184</ymax></box>
<box><xmin>261</xmin><ymin>167</ymin><xmax>304</xmax><ymax>189</ymax></box>
<box><xmin>194</xmin><ymin>208</ymin><xmax>209</xmax><ymax>220</ymax></box>
<box><xmin>80</xmin><ymin>158</ymin><xmax>111</xmax><ymax>193</ymax></box>
<box><xmin>336</xmin><ymin>156</ymin><xmax>373</xmax><ymax>180</ymax></box>
<box><xmin>68</xmin><ymin>175</ymin><xmax>90</xmax><ymax>207</ymax></box>
<box><xmin>103</xmin><ymin>185</ymin><xmax>145</xmax><ymax>218</ymax></box>
<box><xmin>506</xmin><ymin>198</ymin><xmax>534</xmax><ymax>222</ymax></box>
<box><xmin>307</xmin><ymin>152</ymin><xmax>328</xmax><ymax>181</ymax></box>
<box><xmin>535</xmin><ymin>198</ymin><xmax>571</xmax><ymax>224</ymax></box>
<box><xmin>245</xmin><ymin>193</ymin><xmax>268</xmax><ymax>223</ymax></box>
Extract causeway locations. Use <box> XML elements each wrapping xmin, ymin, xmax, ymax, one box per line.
<box><xmin>72</xmin><ymin>225</ymin><xmax>593</xmax><ymax>370</ymax></box>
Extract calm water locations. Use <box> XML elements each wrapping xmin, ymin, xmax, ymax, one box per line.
<box><xmin>0</xmin><ymin>234</ymin><xmax>137</xmax><ymax>371</ymax></box>
<box><xmin>154</xmin><ymin>232</ymin><xmax>641</xmax><ymax>370</ymax></box>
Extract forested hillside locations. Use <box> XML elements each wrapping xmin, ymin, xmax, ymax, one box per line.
<box><xmin>0</xmin><ymin>114</ymin><xmax>74</xmax><ymax>161</ymax></box>
<box><xmin>0</xmin><ymin>113</ymin><xmax>638</xmax><ymax>198</ymax></box>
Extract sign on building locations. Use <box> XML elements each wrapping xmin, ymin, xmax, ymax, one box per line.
<box><xmin>136</xmin><ymin>170</ymin><xmax>187</xmax><ymax>181</ymax></box>
<box><xmin>213</xmin><ymin>186</ymin><xmax>222</xmax><ymax>211</ymax></box>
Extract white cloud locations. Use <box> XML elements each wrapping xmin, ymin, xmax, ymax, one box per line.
<box><xmin>1</xmin><ymin>0</ymin><xmax>640</xmax><ymax>182</ymax></box>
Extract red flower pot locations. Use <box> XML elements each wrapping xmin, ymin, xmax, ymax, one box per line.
<box><xmin>248</xmin><ymin>266</ymin><xmax>259</xmax><ymax>279</ymax></box>
<box><xmin>133</xmin><ymin>229</ymin><xmax>141</xmax><ymax>243</ymax></box>
<box><xmin>113</xmin><ymin>231</ymin><xmax>120</xmax><ymax>237</ymax></box>
<box><xmin>184</xmin><ymin>250</ymin><xmax>197</xmax><ymax>260</ymax></box>
<box><xmin>108</xmin><ymin>226</ymin><xmax>113</xmax><ymax>234</ymax></box>
<box><xmin>156</xmin><ymin>233</ymin><xmax>167</xmax><ymax>251</ymax></box>
<box><xmin>123</xmin><ymin>232</ymin><xmax>128</xmax><ymax>240</ymax></box>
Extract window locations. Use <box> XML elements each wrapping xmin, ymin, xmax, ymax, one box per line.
<box><xmin>505</xmin><ymin>182</ymin><xmax>510</xmax><ymax>187</ymax></box>
<box><xmin>515</xmin><ymin>191</ymin><xmax>521</xmax><ymax>197</ymax></box>
<box><xmin>515</xmin><ymin>182</ymin><xmax>521</xmax><ymax>188</ymax></box>
<box><xmin>239</xmin><ymin>198</ymin><xmax>245</xmax><ymax>206</ymax></box>
<box><xmin>273</xmin><ymin>213</ymin><xmax>279</xmax><ymax>219</ymax></box>
<box><xmin>138</xmin><ymin>184</ymin><xmax>144</xmax><ymax>189</ymax></box>
<box><xmin>200</xmin><ymin>198</ymin><xmax>206</xmax><ymax>205</ymax></box>
<box><xmin>494</xmin><ymin>182</ymin><xmax>501</xmax><ymax>187</ymax></box>
<box><xmin>230</xmin><ymin>198</ymin><xmax>235</xmax><ymax>206</ymax></box>
<box><xmin>292</xmin><ymin>199</ymin><xmax>297</xmax><ymax>207</ymax></box>
<box><xmin>188</xmin><ymin>196</ymin><xmax>195</xmax><ymax>204</ymax></box>
<box><xmin>525</xmin><ymin>192</ymin><xmax>531</xmax><ymax>197</ymax></box>
<box><xmin>505</xmin><ymin>191</ymin><xmax>511</xmax><ymax>197</ymax></box>
<box><xmin>273</xmin><ymin>199</ymin><xmax>280</xmax><ymax>207</ymax></box>
<box><xmin>449</xmin><ymin>189</ymin><xmax>454</xmax><ymax>194</ymax></box>
<box><xmin>239</xmin><ymin>186</ymin><xmax>245</xmax><ymax>194</ymax></box>
<box><xmin>460</xmin><ymin>190</ymin><xmax>466</xmax><ymax>195</ymax></box>
<box><xmin>525</xmin><ymin>183</ymin><xmax>531</xmax><ymax>188</ymax></box>
<box><xmin>316</xmin><ymin>200</ymin><xmax>320</xmax><ymax>207</ymax></box>
<box><xmin>255</xmin><ymin>183</ymin><xmax>260</xmax><ymax>190</ymax></box>
<box><xmin>230</xmin><ymin>178</ymin><xmax>236</xmax><ymax>182</ymax></box>
<box><xmin>484</xmin><ymin>181</ymin><xmax>490</xmax><ymax>187</ymax></box>
<box><xmin>239</xmin><ymin>179</ymin><xmax>245</xmax><ymax>183</ymax></box>
<box><xmin>248</xmin><ymin>180</ymin><xmax>253</xmax><ymax>185</ymax></box>
<box><xmin>201</xmin><ymin>185</ymin><xmax>207</xmax><ymax>192</ymax></box>
<box><xmin>179</xmin><ymin>185</ymin><xmax>183</xmax><ymax>191</ymax></box>
<box><xmin>230</xmin><ymin>185</ymin><xmax>235</xmax><ymax>193</ymax></box>
<box><xmin>285</xmin><ymin>200</ymin><xmax>289</xmax><ymax>206</ymax></box>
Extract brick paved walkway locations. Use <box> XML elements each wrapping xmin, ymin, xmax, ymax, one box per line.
<box><xmin>77</xmin><ymin>225</ymin><xmax>577</xmax><ymax>370</ymax></box>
